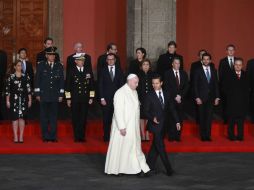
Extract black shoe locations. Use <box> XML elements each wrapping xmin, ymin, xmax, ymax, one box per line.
<box><xmin>166</xmin><ymin>169</ymin><xmax>175</xmax><ymax>176</ymax></box>
<box><xmin>201</xmin><ymin>137</ymin><xmax>206</xmax><ymax>141</ymax></box>
<box><xmin>43</xmin><ymin>139</ymin><xmax>49</xmax><ymax>142</ymax></box>
<box><xmin>207</xmin><ymin>137</ymin><xmax>212</xmax><ymax>141</ymax></box>
<box><xmin>51</xmin><ymin>139</ymin><xmax>58</xmax><ymax>143</ymax></box>
<box><xmin>229</xmin><ymin>137</ymin><xmax>236</xmax><ymax>141</ymax></box>
<box><xmin>137</xmin><ymin>171</ymin><xmax>152</xmax><ymax>178</ymax></box>
<box><xmin>175</xmin><ymin>137</ymin><xmax>181</xmax><ymax>142</ymax></box>
<box><xmin>236</xmin><ymin>137</ymin><xmax>243</xmax><ymax>141</ymax></box>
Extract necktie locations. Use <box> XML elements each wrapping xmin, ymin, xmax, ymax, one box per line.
<box><xmin>175</xmin><ymin>71</ymin><xmax>180</xmax><ymax>87</ymax></box>
<box><xmin>158</xmin><ymin>91</ymin><xmax>164</xmax><ymax>108</ymax></box>
<box><xmin>110</xmin><ymin>66</ymin><xmax>114</xmax><ymax>81</ymax></box>
<box><xmin>79</xmin><ymin>67</ymin><xmax>82</xmax><ymax>73</ymax></box>
<box><xmin>205</xmin><ymin>68</ymin><xmax>210</xmax><ymax>83</ymax></box>
<box><xmin>230</xmin><ymin>58</ymin><xmax>233</xmax><ymax>69</ymax></box>
<box><xmin>237</xmin><ymin>73</ymin><xmax>240</xmax><ymax>79</ymax></box>
<box><xmin>21</xmin><ymin>61</ymin><xmax>25</xmax><ymax>73</ymax></box>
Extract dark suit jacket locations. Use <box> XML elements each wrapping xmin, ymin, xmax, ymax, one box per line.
<box><xmin>0</xmin><ymin>50</ymin><xmax>7</xmax><ymax>92</ymax></box>
<box><xmin>66</xmin><ymin>53</ymin><xmax>93</xmax><ymax>77</ymax></box>
<box><xmin>144</xmin><ymin>90</ymin><xmax>179</xmax><ymax>133</ymax></box>
<box><xmin>163</xmin><ymin>69</ymin><xmax>189</xmax><ymax>100</ymax></box>
<box><xmin>96</xmin><ymin>53</ymin><xmax>121</xmax><ymax>78</ymax></box>
<box><xmin>218</xmin><ymin>57</ymin><xmax>235</xmax><ymax>87</ymax></box>
<box><xmin>223</xmin><ymin>70</ymin><xmax>249</xmax><ymax>117</ymax></box>
<box><xmin>247</xmin><ymin>59</ymin><xmax>254</xmax><ymax>94</ymax></box>
<box><xmin>190</xmin><ymin>61</ymin><xmax>215</xmax><ymax>84</ymax></box>
<box><xmin>36</xmin><ymin>50</ymin><xmax>60</xmax><ymax>64</ymax></box>
<box><xmin>156</xmin><ymin>52</ymin><xmax>183</xmax><ymax>79</ymax></box>
<box><xmin>193</xmin><ymin>65</ymin><xmax>219</xmax><ymax>102</ymax></box>
<box><xmin>23</xmin><ymin>61</ymin><xmax>34</xmax><ymax>89</ymax></box>
<box><xmin>128</xmin><ymin>59</ymin><xmax>142</xmax><ymax>75</ymax></box>
<box><xmin>98</xmin><ymin>65</ymin><xmax>124</xmax><ymax>104</ymax></box>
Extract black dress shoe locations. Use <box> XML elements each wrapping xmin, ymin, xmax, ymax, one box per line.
<box><xmin>207</xmin><ymin>137</ymin><xmax>212</xmax><ymax>141</ymax></box>
<box><xmin>236</xmin><ymin>137</ymin><xmax>243</xmax><ymax>141</ymax></box>
<box><xmin>229</xmin><ymin>137</ymin><xmax>236</xmax><ymax>141</ymax></box>
<box><xmin>51</xmin><ymin>139</ymin><xmax>58</xmax><ymax>143</ymax></box>
<box><xmin>137</xmin><ymin>171</ymin><xmax>152</xmax><ymax>178</ymax></box>
<box><xmin>201</xmin><ymin>137</ymin><xmax>206</xmax><ymax>141</ymax></box>
<box><xmin>166</xmin><ymin>169</ymin><xmax>175</xmax><ymax>176</ymax></box>
<box><xmin>43</xmin><ymin>139</ymin><xmax>49</xmax><ymax>142</ymax></box>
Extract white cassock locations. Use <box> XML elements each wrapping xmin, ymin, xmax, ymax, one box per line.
<box><xmin>105</xmin><ymin>83</ymin><xmax>150</xmax><ymax>175</ymax></box>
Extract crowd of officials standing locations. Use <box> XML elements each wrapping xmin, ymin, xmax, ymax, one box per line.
<box><xmin>0</xmin><ymin>37</ymin><xmax>254</xmax><ymax>143</ymax></box>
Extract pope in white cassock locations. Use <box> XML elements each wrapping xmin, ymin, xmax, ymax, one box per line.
<box><xmin>105</xmin><ymin>74</ymin><xmax>150</xmax><ymax>175</ymax></box>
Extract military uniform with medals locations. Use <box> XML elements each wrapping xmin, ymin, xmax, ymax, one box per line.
<box><xmin>65</xmin><ymin>55</ymin><xmax>95</xmax><ymax>142</ymax></box>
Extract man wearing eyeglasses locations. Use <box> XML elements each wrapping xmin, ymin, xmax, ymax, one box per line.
<box><xmin>98</xmin><ymin>53</ymin><xmax>124</xmax><ymax>142</ymax></box>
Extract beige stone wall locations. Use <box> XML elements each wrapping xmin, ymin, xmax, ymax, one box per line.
<box><xmin>48</xmin><ymin>0</ymin><xmax>63</xmax><ymax>62</ymax></box>
<box><xmin>127</xmin><ymin>0</ymin><xmax>176</xmax><ymax>66</ymax></box>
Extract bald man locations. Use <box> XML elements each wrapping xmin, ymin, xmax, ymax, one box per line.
<box><xmin>66</xmin><ymin>42</ymin><xmax>93</xmax><ymax>77</ymax></box>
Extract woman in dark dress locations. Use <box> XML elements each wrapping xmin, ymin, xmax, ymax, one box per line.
<box><xmin>137</xmin><ymin>59</ymin><xmax>153</xmax><ymax>141</ymax></box>
<box><xmin>5</xmin><ymin>60</ymin><xmax>32</xmax><ymax>143</ymax></box>
<box><xmin>128</xmin><ymin>47</ymin><xmax>146</xmax><ymax>75</ymax></box>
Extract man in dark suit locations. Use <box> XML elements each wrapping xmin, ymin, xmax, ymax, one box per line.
<box><xmin>99</xmin><ymin>53</ymin><xmax>124</xmax><ymax>141</ymax></box>
<box><xmin>164</xmin><ymin>57</ymin><xmax>189</xmax><ymax>141</ymax></box>
<box><xmin>35</xmin><ymin>47</ymin><xmax>64</xmax><ymax>142</ymax></box>
<box><xmin>144</xmin><ymin>74</ymin><xmax>180</xmax><ymax>176</ymax></box>
<box><xmin>156</xmin><ymin>41</ymin><xmax>183</xmax><ymax>80</ymax></box>
<box><xmin>218</xmin><ymin>44</ymin><xmax>236</xmax><ymax>123</ymax></box>
<box><xmin>66</xmin><ymin>42</ymin><xmax>92</xmax><ymax>77</ymax></box>
<box><xmin>65</xmin><ymin>54</ymin><xmax>95</xmax><ymax>142</ymax></box>
<box><xmin>190</xmin><ymin>50</ymin><xmax>207</xmax><ymax>85</ymax></box>
<box><xmin>97</xmin><ymin>43</ymin><xmax>121</xmax><ymax>79</ymax></box>
<box><xmin>193</xmin><ymin>53</ymin><xmax>220</xmax><ymax>141</ymax></box>
<box><xmin>18</xmin><ymin>48</ymin><xmax>34</xmax><ymax>89</ymax></box>
<box><xmin>246</xmin><ymin>58</ymin><xmax>254</xmax><ymax>123</ymax></box>
<box><xmin>190</xmin><ymin>50</ymin><xmax>215</xmax><ymax>124</ymax></box>
<box><xmin>36</xmin><ymin>37</ymin><xmax>60</xmax><ymax>64</ymax></box>
<box><xmin>223</xmin><ymin>58</ymin><xmax>249</xmax><ymax>141</ymax></box>
<box><xmin>0</xmin><ymin>50</ymin><xmax>7</xmax><ymax>120</ymax></box>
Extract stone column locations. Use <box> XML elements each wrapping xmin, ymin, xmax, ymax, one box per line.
<box><xmin>127</xmin><ymin>0</ymin><xmax>176</xmax><ymax>66</ymax></box>
<box><xmin>48</xmin><ymin>0</ymin><xmax>63</xmax><ymax>62</ymax></box>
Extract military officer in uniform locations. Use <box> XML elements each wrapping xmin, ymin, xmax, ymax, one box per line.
<box><xmin>34</xmin><ymin>47</ymin><xmax>64</xmax><ymax>142</ymax></box>
<box><xmin>65</xmin><ymin>54</ymin><xmax>95</xmax><ymax>142</ymax></box>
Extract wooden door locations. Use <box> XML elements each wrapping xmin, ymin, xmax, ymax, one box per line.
<box><xmin>0</xmin><ymin>0</ymin><xmax>47</xmax><ymax>70</ymax></box>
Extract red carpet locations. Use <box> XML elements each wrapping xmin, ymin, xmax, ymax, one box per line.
<box><xmin>0</xmin><ymin>120</ymin><xmax>254</xmax><ymax>154</ymax></box>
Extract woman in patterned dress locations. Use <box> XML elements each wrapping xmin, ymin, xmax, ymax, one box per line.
<box><xmin>5</xmin><ymin>60</ymin><xmax>32</xmax><ymax>143</ymax></box>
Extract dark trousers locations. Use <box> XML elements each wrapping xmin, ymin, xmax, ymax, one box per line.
<box><xmin>250</xmin><ymin>92</ymin><xmax>254</xmax><ymax>123</ymax></box>
<box><xmin>220</xmin><ymin>92</ymin><xmax>228</xmax><ymax>123</ymax></box>
<box><xmin>102</xmin><ymin>102</ymin><xmax>114</xmax><ymax>141</ymax></box>
<box><xmin>40</xmin><ymin>102</ymin><xmax>58</xmax><ymax>140</ymax></box>
<box><xmin>71</xmin><ymin>101</ymin><xmax>88</xmax><ymax>141</ymax></box>
<box><xmin>198</xmin><ymin>99</ymin><xmax>213</xmax><ymax>140</ymax></box>
<box><xmin>168</xmin><ymin>103</ymin><xmax>183</xmax><ymax>141</ymax></box>
<box><xmin>147</xmin><ymin>130</ymin><xmax>172</xmax><ymax>172</ymax></box>
<box><xmin>228</xmin><ymin>116</ymin><xmax>244</xmax><ymax>139</ymax></box>
<box><xmin>0</xmin><ymin>93</ymin><xmax>4</xmax><ymax>120</ymax></box>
